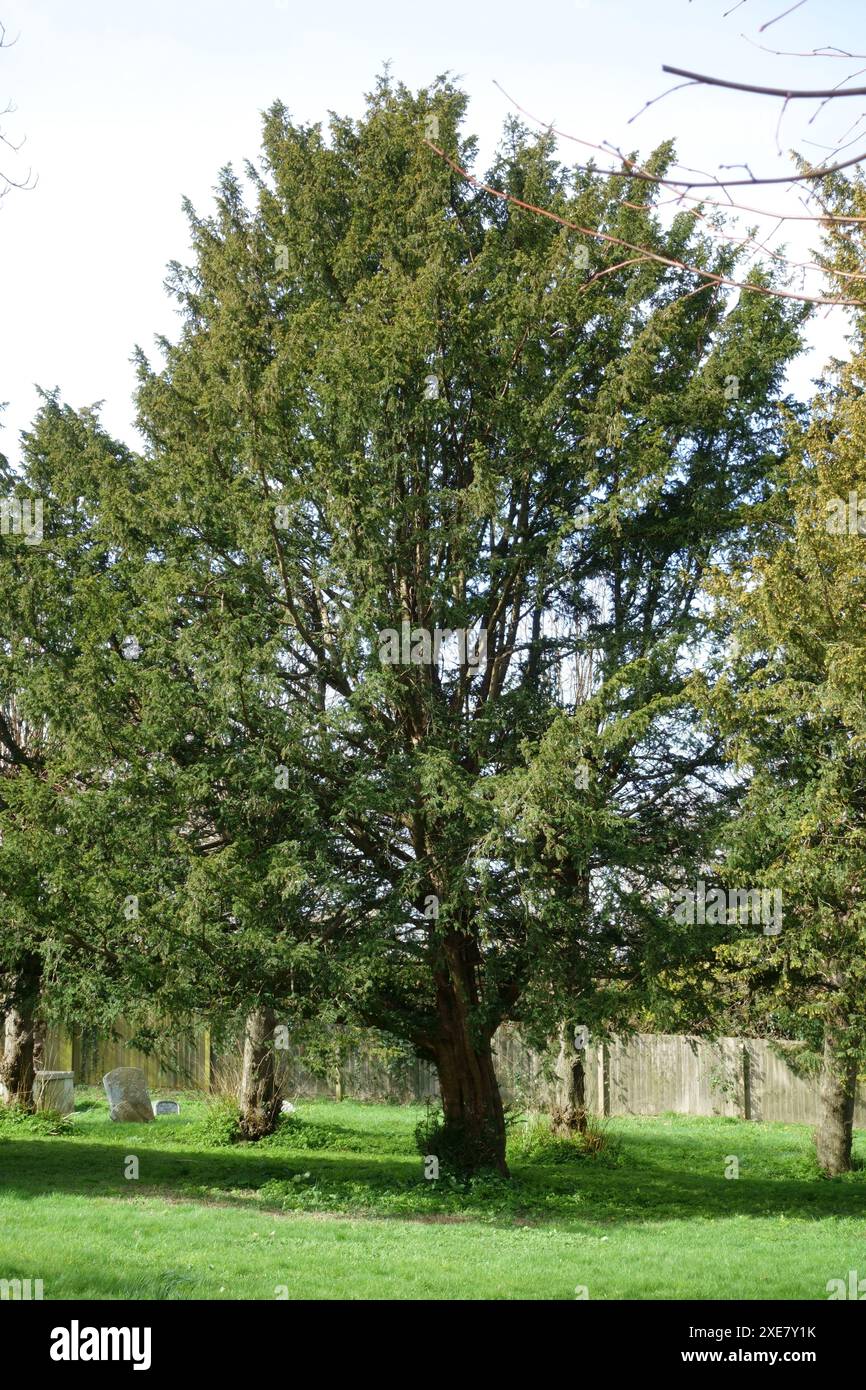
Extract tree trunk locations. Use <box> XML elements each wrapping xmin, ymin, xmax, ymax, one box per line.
<box><xmin>815</xmin><ymin>1025</ymin><xmax>858</xmax><ymax>1176</ymax></box>
<box><xmin>551</xmin><ymin>1022</ymin><xmax>587</xmax><ymax>1136</ymax></box>
<box><xmin>0</xmin><ymin>958</ymin><xmax>42</xmax><ymax>1109</ymax></box>
<box><xmin>238</xmin><ymin>1005</ymin><xmax>281</xmax><ymax>1139</ymax></box>
<box><xmin>430</xmin><ymin>935</ymin><xmax>509</xmax><ymax>1177</ymax></box>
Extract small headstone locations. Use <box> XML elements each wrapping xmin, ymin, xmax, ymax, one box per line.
<box><xmin>33</xmin><ymin>1070</ymin><xmax>75</xmax><ymax>1115</ymax></box>
<box><xmin>281</xmin><ymin>1101</ymin><xmax>296</xmax><ymax>1114</ymax></box>
<box><xmin>102</xmin><ymin>1067</ymin><xmax>154</xmax><ymax>1123</ymax></box>
<box><xmin>154</xmin><ymin>1100</ymin><xmax>180</xmax><ymax>1116</ymax></box>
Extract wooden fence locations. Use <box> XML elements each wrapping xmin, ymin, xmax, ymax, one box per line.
<box><xmin>44</xmin><ymin>1024</ymin><xmax>866</xmax><ymax>1127</ymax></box>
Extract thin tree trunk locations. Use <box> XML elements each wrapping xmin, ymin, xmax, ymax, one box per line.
<box><xmin>0</xmin><ymin>958</ymin><xmax>42</xmax><ymax>1109</ymax></box>
<box><xmin>430</xmin><ymin>934</ymin><xmax>509</xmax><ymax>1176</ymax></box>
<box><xmin>238</xmin><ymin>1005</ymin><xmax>281</xmax><ymax>1139</ymax></box>
<box><xmin>551</xmin><ymin>1022</ymin><xmax>588</xmax><ymax>1136</ymax></box>
<box><xmin>815</xmin><ymin>1024</ymin><xmax>858</xmax><ymax>1176</ymax></box>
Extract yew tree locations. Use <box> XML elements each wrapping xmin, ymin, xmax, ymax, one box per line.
<box><xmin>64</xmin><ymin>75</ymin><xmax>802</xmax><ymax>1173</ymax></box>
<box><xmin>702</xmin><ymin>370</ymin><xmax>866</xmax><ymax>1174</ymax></box>
<box><xmin>0</xmin><ymin>403</ymin><xmax>167</xmax><ymax>1101</ymax></box>
<box><xmin>692</xmin><ymin>167</ymin><xmax>866</xmax><ymax>1177</ymax></box>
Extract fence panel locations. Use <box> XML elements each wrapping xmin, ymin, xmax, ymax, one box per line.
<box><xmin>43</xmin><ymin>1022</ymin><xmax>866</xmax><ymax>1126</ymax></box>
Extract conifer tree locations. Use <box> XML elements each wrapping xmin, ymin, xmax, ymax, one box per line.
<box><xmin>119</xmin><ymin>76</ymin><xmax>802</xmax><ymax>1170</ymax></box>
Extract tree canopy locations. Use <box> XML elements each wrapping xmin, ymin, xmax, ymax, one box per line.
<box><xmin>0</xmin><ymin>75</ymin><xmax>814</xmax><ymax>1172</ymax></box>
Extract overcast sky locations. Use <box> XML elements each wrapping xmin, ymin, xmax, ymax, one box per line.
<box><xmin>0</xmin><ymin>0</ymin><xmax>862</xmax><ymax>467</ymax></box>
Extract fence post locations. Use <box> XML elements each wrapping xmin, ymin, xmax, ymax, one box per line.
<box><xmin>203</xmin><ymin>1029</ymin><xmax>212</xmax><ymax>1093</ymax></box>
<box><xmin>596</xmin><ymin>1041</ymin><xmax>609</xmax><ymax>1117</ymax></box>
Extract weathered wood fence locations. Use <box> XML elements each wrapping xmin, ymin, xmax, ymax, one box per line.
<box><xmin>43</xmin><ymin>1023</ymin><xmax>866</xmax><ymax>1126</ymax></box>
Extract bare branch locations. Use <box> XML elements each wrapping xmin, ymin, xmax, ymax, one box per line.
<box><xmin>628</xmin><ymin>79</ymin><xmax>697</xmax><ymax>126</ymax></box>
<box><xmin>741</xmin><ymin>38</ymin><xmax>866</xmax><ymax>60</ymax></box>
<box><xmin>493</xmin><ymin>80</ymin><xmax>866</xmax><ymax>204</ymax></box>
<box><xmin>423</xmin><ymin>138</ymin><xmax>865</xmax><ymax>308</ymax></box>
<box><xmin>759</xmin><ymin>0</ymin><xmax>808</xmax><ymax>34</ymax></box>
<box><xmin>0</xmin><ymin>20</ymin><xmax>34</xmax><ymax>196</ymax></box>
<box><xmin>801</xmin><ymin>113</ymin><xmax>866</xmax><ymax>155</ymax></box>
<box><xmin>661</xmin><ymin>64</ymin><xmax>866</xmax><ymax>100</ymax></box>
<box><xmin>774</xmin><ymin>95</ymin><xmax>790</xmax><ymax>155</ymax></box>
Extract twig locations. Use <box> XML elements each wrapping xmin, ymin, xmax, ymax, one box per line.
<box><xmin>493</xmin><ymin>79</ymin><xmax>866</xmax><ymax>210</ymax></box>
<box><xmin>423</xmin><ymin>139</ymin><xmax>865</xmax><ymax>308</ymax></box>
<box><xmin>741</xmin><ymin>39</ymin><xmax>866</xmax><ymax>60</ymax></box>
<box><xmin>628</xmin><ymin>80</ymin><xmax>697</xmax><ymax>125</ymax></box>
<box><xmin>759</xmin><ymin>0</ymin><xmax>807</xmax><ymax>34</ymax></box>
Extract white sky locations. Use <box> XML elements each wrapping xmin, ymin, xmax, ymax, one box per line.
<box><xmin>0</xmin><ymin>0</ymin><xmax>863</xmax><ymax>467</ymax></box>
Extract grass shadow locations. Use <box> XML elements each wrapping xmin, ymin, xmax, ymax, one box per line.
<box><xmin>2</xmin><ymin>1120</ymin><xmax>865</xmax><ymax>1227</ymax></box>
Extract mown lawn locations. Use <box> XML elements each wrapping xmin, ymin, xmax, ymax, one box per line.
<box><xmin>1</xmin><ymin>1090</ymin><xmax>864</xmax><ymax>1299</ymax></box>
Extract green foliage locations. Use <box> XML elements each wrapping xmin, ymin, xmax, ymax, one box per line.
<box><xmin>697</xmin><ymin>351</ymin><xmax>866</xmax><ymax>1061</ymax></box>
<box><xmin>262</xmin><ymin>1111</ymin><xmax>414</xmax><ymax>1154</ymax></box>
<box><xmin>0</xmin><ymin>73</ymin><xmax>807</xmax><ymax>1172</ymax></box>
<box><xmin>257</xmin><ymin>1169</ymin><xmax>528</xmax><ymax>1220</ymax></box>
<box><xmin>508</xmin><ymin>1112</ymin><xmax>616</xmax><ymax>1164</ymax></box>
<box><xmin>193</xmin><ymin>1098</ymin><xmax>244</xmax><ymax>1148</ymax></box>
<box><xmin>0</xmin><ymin>1104</ymin><xmax>72</xmax><ymax>1137</ymax></box>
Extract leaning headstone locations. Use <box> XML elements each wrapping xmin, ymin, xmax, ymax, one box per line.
<box><xmin>153</xmin><ymin>1100</ymin><xmax>180</xmax><ymax>1116</ymax></box>
<box><xmin>33</xmin><ymin>1070</ymin><xmax>75</xmax><ymax>1115</ymax></box>
<box><xmin>102</xmin><ymin>1067</ymin><xmax>154</xmax><ymax>1123</ymax></box>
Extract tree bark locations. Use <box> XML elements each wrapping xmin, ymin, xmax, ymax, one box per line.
<box><xmin>551</xmin><ymin>1022</ymin><xmax>588</xmax><ymax>1136</ymax></box>
<box><xmin>0</xmin><ymin>958</ymin><xmax>42</xmax><ymax>1109</ymax></box>
<box><xmin>238</xmin><ymin>1005</ymin><xmax>282</xmax><ymax>1139</ymax></box>
<box><xmin>815</xmin><ymin>1024</ymin><xmax>859</xmax><ymax>1177</ymax></box>
<box><xmin>430</xmin><ymin>935</ymin><xmax>509</xmax><ymax>1176</ymax></box>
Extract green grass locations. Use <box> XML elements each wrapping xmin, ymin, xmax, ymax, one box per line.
<box><xmin>1</xmin><ymin>1090</ymin><xmax>864</xmax><ymax>1299</ymax></box>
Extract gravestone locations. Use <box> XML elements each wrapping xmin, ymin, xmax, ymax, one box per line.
<box><xmin>102</xmin><ymin>1067</ymin><xmax>154</xmax><ymax>1123</ymax></box>
<box><xmin>33</xmin><ymin>1070</ymin><xmax>75</xmax><ymax>1115</ymax></box>
<box><xmin>281</xmin><ymin>1101</ymin><xmax>296</xmax><ymax>1114</ymax></box>
<box><xmin>153</xmin><ymin>1100</ymin><xmax>180</xmax><ymax>1116</ymax></box>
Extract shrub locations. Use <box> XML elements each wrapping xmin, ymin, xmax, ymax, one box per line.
<box><xmin>194</xmin><ymin>1098</ymin><xmax>243</xmax><ymax>1148</ymax></box>
<box><xmin>508</xmin><ymin>1111</ymin><xmax>615</xmax><ymax>1163</ymax></box>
